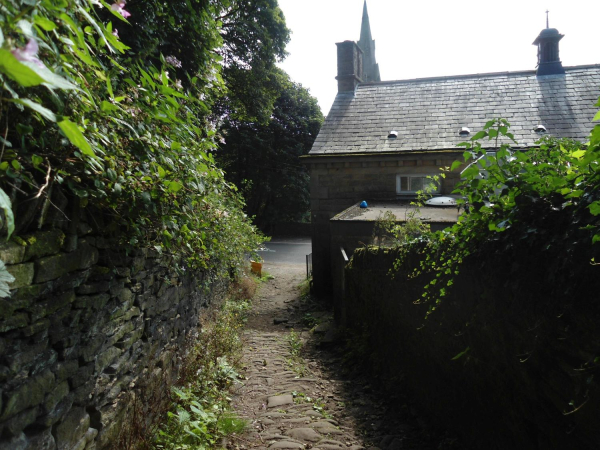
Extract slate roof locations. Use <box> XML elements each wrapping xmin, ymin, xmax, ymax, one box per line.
<box><xmin>310</xmin><ymin>65</ymin><xmax>600</xmax><ymax>155</ymax></box>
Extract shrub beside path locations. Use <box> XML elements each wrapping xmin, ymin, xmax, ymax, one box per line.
<box><xmin>228</xmin><ymin>261</ymin><xmax>465</xmax><ymax>450</ymax></box>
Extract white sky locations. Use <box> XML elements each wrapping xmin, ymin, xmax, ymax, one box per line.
<box><xmin>277</xmin><ymin>0</ymin><xmax>600</xmax><ymax>116</ymax></box>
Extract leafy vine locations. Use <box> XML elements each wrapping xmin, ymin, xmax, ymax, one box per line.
<box><xmin>0</xmin><ymin>0</ymin><xmax>264</xmax><ymax>279</ymax></box>
<box><xmin>391</xmin><ymin>110</ymin><xmax>600</xmax><ymax>318</ymax></box>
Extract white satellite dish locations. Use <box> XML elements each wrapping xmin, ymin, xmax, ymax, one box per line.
<box><xmin>425</xmin><ymin>196</ymin><xmax>457</xmax><ymax>206</ymax></box>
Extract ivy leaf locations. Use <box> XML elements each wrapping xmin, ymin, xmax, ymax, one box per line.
<box><xmin>450</xmin><ymin>160</ymin><xmax>462</xmax><ymax>171</ymax></box>
<box><xmin>589</xmin><ymin>201</ymin><xmax>600</xmax><ymax>216</ymax></box>
<box><xmin>0</xmin><ymin>188</ymin><xmax>15</xmax><ymax>240</ymax></box>
<box><xmin>471</xmin><ymin>131</ymin><xmax>487</xmax><ymax>141</ymax></box>
<box><xmin>101</xmin><ymin>101</ymin><xmax>119</xmax><ymax>112</ymax></box>
<box><xmin>594</xmin><ymin>110</ymin><xmax>600</xmax><ymax>122</ymax></box>
<box><xmin>11</xmin><ymin>98</ymin><xmax>57</xmax><ymax>122</ymax></box>
<box><xmin>32</xmin><ymin>155</ymin><xmax>43</xmax><ymax>167</ymax></box>
<box><xmin>167</xmin><ymin>181</ymin><xmax>183</xmax><ymax>193</ymax></box>
<box><xmin>58</xmin><ymin>119</ymin><xmax>96</xmax><ymax>157</ymax></box>
<box><xmin>0</xmin><ymin>49</ymin><xmax>45</xmax><ymax>87</ymax></box>
<box><xmin>489</xmin><ymin>221</ymin><xmax>507</xmax><ymax>232</ymax></box>
<box><xmin>461</xmin><ymin>166</ymin><xmax>480</xmax><ymax>180</ymax></box>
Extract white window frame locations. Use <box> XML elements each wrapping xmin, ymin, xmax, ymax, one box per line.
<box><xmin>396</xmin><ymin>174</ymin><xmax>440</xmax><ymax>195</ymax></box>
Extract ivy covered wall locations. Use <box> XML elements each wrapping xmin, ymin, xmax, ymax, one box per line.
<box><xmin>344</xmin><ymin>241</ymin><xmax>600</xmax><ymax>450</ymax></box>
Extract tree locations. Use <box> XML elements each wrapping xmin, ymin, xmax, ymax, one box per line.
<box><xmin>106</xmin><ymin>0</ymin><xmax>290</xmax><ymax>122</ymax></box>
<box><xmin>217</xmin><ymin>70</ymin><xmax>324</xmax><ymax>230</ymax></box>
<box><xmin>215</xmin><ymin>0</ymin><xmax>290</xmax><ymax>123</ymax></box>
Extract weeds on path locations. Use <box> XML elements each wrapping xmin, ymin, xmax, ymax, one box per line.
<box><xmin>121</xmin><ymin>275</ymin><xmax>257</xmax><ymax>449</ymax></box>
<box><xmin>286</xmin><ymin>329</ymin><xmax>308</xmax><ymax>377</ymax></box>
<box><xmin>153</xmin><ymin>279</ymin><xmax>255</xmax><ymax>448</ymax></box>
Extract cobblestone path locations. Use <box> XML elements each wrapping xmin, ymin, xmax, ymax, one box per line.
<box><xmin>228</xmin><ymin>262</ymin><xmax>464</xmax><ymax>450</ymax></box>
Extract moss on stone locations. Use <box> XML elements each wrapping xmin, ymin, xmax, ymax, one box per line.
<box><xmin>13</xmin><ymin>236</ymin><xmax>27</xmax><ymax>247</ymax></box>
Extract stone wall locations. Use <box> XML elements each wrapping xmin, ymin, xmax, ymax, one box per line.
<box><xmin>305</xmin><ymin>151</ymin><xmax>462</xmax><ymax>296</ymax></box>
<box><xmin>0</xmin><ymin>226</ymin><xmax>227</xmax><ymax>449</ymax></box>
<box><xmin>344</xmin><ymin>245</ymin><xmax>600</xmax><ymax>449</ymax></box>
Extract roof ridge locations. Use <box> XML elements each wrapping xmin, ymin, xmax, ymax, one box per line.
<box><xmin>359</xmin><ymin>64</ymin><xmax>600</xmax><ymax>87</ymax></box>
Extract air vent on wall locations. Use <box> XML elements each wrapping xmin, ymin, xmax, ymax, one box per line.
<box><xmin>459</xmin><ymin>127</ymin><xmax>470</xmax><ymax>136</ymax></box>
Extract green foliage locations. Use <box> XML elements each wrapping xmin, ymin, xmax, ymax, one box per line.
<box><xmin>0</xmin><ymin>0</ymin><xmax>265</xmax><ymax>277</ymax></box>
<box><xmin>287</xmin><ymin>328</ymin><xmax>303</xmax><ymax>358</ymax></box>
<box><xmin>391</xmin><ymin>113</ymin><xmax>600</xmax><ymax>318</ymax></box>
<box><xmin>291</xmin><ymin>391</ymin><xmax>331</xmax><ymax>419</ymax></box>
<box><xmin>372</xmin><ymin>210</ymin><xmax>432</xmax><ymax>249</ymax></box>
<box><xmin>215</xmin><ymin>0</ymin><xmax>290</xmax><ymax>123</ymax></box>
<box><xmin>301</xmin><ymin>312</ymin><xmax>319</xmax><ymax>329</ymax></box>
<box><xmin>153</xmin><ymin>286</ymin><xmax>254</xmax><ymax>449</ymax></box>
<box><xmin>286</xmin><ymin>328</ymin><xmax>308</xmax><ymax>376</ymax></box>
<box><xmin>155</xmin><ymin>362</ymin><xmax>246</xmax><ymax>449</ymax></box>
<box><xmin>258</xmin><ymin>271</ymin><xmax>275</xmax><ymax>282</ymax></box>
<box><xmin>372</xmin><ymin>180</ymin><xmax>439</xmax><ymax>249</ymax></box>
<box><xmin>217</xmin><ymin>70</ymin><xmax>323</xmax><ymax>230</ymax></box>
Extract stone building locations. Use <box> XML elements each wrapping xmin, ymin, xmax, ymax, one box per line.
<box><xmin>303</xmin><ymin>2</ymin><xmax>600</xmax><ymax>297</ymax></box>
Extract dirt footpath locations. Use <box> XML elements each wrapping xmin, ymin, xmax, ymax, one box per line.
<box><xmin>229</xmin><ymin>262</ymin><xmax>464</xmax><ymax>450</ymax></box>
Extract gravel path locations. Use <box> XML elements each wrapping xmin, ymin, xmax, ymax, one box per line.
<box><xmin>228</xmin><ymin>262</ymin><xmax>464</xmax><ymax>450</ymax></box>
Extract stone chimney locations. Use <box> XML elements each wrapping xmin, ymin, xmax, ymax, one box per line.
<box><xmin>336</xmin><ymin>41</ymin><xmax>363</xmax><ymax>93</ymax></box>
<box><xmin>533</xmin><ymin>25</ymin><xmax>565</xmax><ymax>76</ymax></box>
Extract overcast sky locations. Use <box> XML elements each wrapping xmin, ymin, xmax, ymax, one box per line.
<box><xmin>277</xmin><ymin>0</ymin><xmax>600</xmax><ymax>116</ymax></box>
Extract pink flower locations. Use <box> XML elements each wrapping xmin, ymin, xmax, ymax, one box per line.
<box><xmin>165</xmin><ymin>55</ymin><xmax>182</xmax><ymax>68</ymax></box>
<box><xmin>11</xmin><ymin>39</ymin><xmax>45</xmax><ymax>68</ymax></box>
<box><xmin>112</xmin><ymin>29</ymin><xmax>119</xmax><ymax>38</ymax></box>
<box><xmin>111</xmin><ymin>1</ymin><xmax>131</xmax><ymax>18</ymax></box>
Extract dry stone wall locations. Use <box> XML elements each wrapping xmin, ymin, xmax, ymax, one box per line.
<box><xmin>0</xmin><ymin>226</ymin><xmax>226</xmax><ymax>449</ymax></box>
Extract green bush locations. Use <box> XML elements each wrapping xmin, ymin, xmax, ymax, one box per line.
<box><xmin>0</xmin><ymin>0</ymin><xmax>264</xmax><ymax>276</ymax></box>
<box><xmin>393</xmin><ymin>112</ymin><xmax>600</xmax><ymax>317</ymax></box>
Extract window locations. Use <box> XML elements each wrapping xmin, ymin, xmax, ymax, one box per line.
<box><xmin>396</xmin><ymin>174</ymin><xmax>440</xmax><ymax>194</ymax></box>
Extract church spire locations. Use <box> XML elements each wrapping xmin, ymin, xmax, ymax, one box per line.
<box><xmin>357</xmin><ymin>1</ymin><xmax>380</xmax><ymax>82</ymax></box>
<box><xmin>360</xmin><ymin>0</ymin><xmax>373</xmax><ymax>44</ymax></box>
